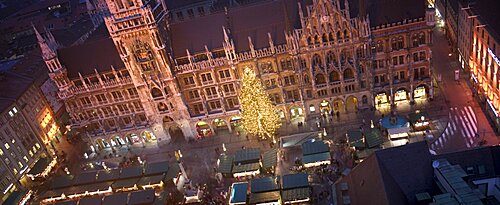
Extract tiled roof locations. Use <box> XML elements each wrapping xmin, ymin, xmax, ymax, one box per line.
<box><xmin>169</xmin><ymin>0</ymin><xmax>304</xmax><ymax>57</ymax></box>
<box><xmin>57</xmin><ymin>25</ymin><xmax>124</xmax><ymax>79</ymax></box>
<box><xmin>334</xmin><ymin>141</ymin><xmax>433</xmax><ymax>205</ymax></box>
<box><xmin>349</xmin><ymin>0</ymin><xmax>426</xmax><ymax>27</ymax></box>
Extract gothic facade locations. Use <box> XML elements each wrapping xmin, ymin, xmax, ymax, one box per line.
<box><xmin>38</xmin><ymin>0</ymin><xmax>435</xmax><ymax>149</ymax></box>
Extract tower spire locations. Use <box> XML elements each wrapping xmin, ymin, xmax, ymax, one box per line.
<box><xmin>32</xmin><ymin>23</ymin><xmax>56</xmax><ymax>60</ymax></box>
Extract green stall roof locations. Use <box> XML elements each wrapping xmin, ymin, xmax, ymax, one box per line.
<box><xmin>282</xmin><ymin>187</ymin><xmax>310</xmax><ymax>202</ymax></box>
<box><xmin>365</xmin><ymin>128</ymin><xmax>384</xmax><ymax>148</ymax></box>
<box><xmin>282</xmin><ymin>172</ymin><xmax>309</xmax><ymax>189</ymax></box>
<box><xmin>302</xmin><ymin>152</ymin><xmax>330</xmax><ymax>164</ymax></box>
<box><xmin>248</xmin><ymin>191</ymin><xmax>280</xmax><ymax>204</ymax></box>
<box><xmin>144</xmin><ymin>161</ymin><xmax>169</xmax><ymax>176</ymax></box>
<box><xmin>232</xmin><ymin>162</ymin><xmax>260</xmax><ymax>174</ymax></box>
<box><xmin>262</xmin><ymin>149</ymin><xmax>277</xmax><ymax>170</ymax></box>
<box><xmin>302</xmin><ymin>140</ymin><xmax>329</xmax><ymax>156</ymax></box>
<box><xmin>218</xmin><ymin>155</ymin><xmax>234</xmax><ymax>174</ymax></box>
<box><xmin>234</xmin><ymin>148</ymin><xmax>261</xmax><ymax>164</ymax></box>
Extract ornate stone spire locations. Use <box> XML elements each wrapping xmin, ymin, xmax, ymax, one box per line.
<box><xmin>32</xmin><ymin>23</ymin><xmax>56</xmax><ymax>60</ymax></box>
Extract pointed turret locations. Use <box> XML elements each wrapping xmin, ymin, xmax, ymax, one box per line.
<box><xmin>33</xmin><ymin>24</ymin><xmax>56</xmax><ymax>60</ymax></box>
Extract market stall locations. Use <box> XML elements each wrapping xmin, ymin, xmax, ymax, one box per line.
<box><xmin>234</xmin><ymin>148</ymin><xmax>261</xmax><ymax>165</ymax></box>
<box><xmin>232</xmin><ymin>163</ymin><xmax>261</xmax><ymax>178</ymax></box>
<box><xmin>365</xmin><ymin>128</ymin><xmax>384</xmax><ymax>148</ymax></box>
<box><xmin>301</xmin><ymin>140</ymin><xmax>331</xmax><ymax>168</ymax></box>
<box><xmin>347</xmin><ymin>129</ymin><xmax>365</xmax><ymax>150</ymax></box>
<box><xmin>144</xmin><ymin>161</ymin><xmax>169</xmax><ymax>176</ymax></box>
<box><xmin>261</xmin><ymin>149</ymin><xmax>277</xmax><ymax>174</ymax></box>
<box><xmin>387</xmin><ymin>127</ymin><xmax>410</xmax><ymax>140</ymax></box>
<box><xmin>229</xmin><ymin>182</ymin><xmax>248</xmax><ymax>205</ymax></box>
<box><xmin>102</xmin><ymin>193</ymin><xmax>128</xmax><ymax>205</ymax></box>
<box><xmin>217</xmin><ymin>155</ymin><xmax>234</xmax><ymax>177</ymax></box>
<box><xmin>249</xmin><ymin>177</ymin><xmax>280</xmax><ymax>205</ymax></box>
<box><xmin>302</xmin><ymin>152</ymin><xmax>331</xmax><ymax>168</ymax></box>
<box><xmin>409</xmin><ymin>111</ymin><xmax>430</xmax><ymax>130</ymax></box>
<box><xmin>281</xmin><ymin>172</ymin><xmax>310</xmax><ymax>204</ymax></box>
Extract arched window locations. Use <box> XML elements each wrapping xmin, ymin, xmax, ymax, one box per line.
<box><xmin>397</xmin><ymin>36</ymin><xmax>404</xmax><ymax>49</ymax></box>
<box><xmin>391</xmin><ymin>37</ymin><xmax>397</xmax><ymax>50</ymax></box>
<box><xmin>344</xmin><ymin>29</ymin><xmax>349</xmax><ymax>40</ymax></box>
<box><xmin>322</xmin><ymin>33</ymin><xmax>328</xmax><ymax>43</ymax></box>
<box><xmin>412</xmin><ymin>34</ymin><xmax>419</xmax><ymax>47</ymax></box>
<box><xmin>343</xmin><ymin>68</ymin><xmax>354</xmax><ymax>80</ymax></box>
<box><xmin>314</xmin><ymin>35</ymin><xmax>320</xmax><ymax>44</ymax></box>
<box><xmin>299</xmin><ymin>58</ymin><xmax>307</xmax><ymax>70</ymax></box>
<box><xmin>329</xmin><ymin>71</ymin><xmax>340</xmax><ymax>82</ymax></box>
<box><xmin>151</xmin><ymin>87</ymin><xmax>163</xmax><ymax>98</ymax></box>
<box><xmin>315</xmin><ymin>74</ymin><xmax>326</xmax><ymax>84</ymax></box>
<box><xmin>307</xmin><ymin>37</ymin><xmax>312</xmax><ymax>45</ymax></box>
<box><xmin>329</xmin><ymin>32</ymin><xmax>334</xmax><ymax>41</ymax></box>
<box><xmin>376</xmin><ymin>41</ymin><xmax>384</xmax><ymax>52</ymax></box>
<box><xmin>312</xmin><ymin>54</ymin><xmax>322</xmax><ymax>68</ymax></box>
<box><xmin>164</xmin><ymin>87</ymin><xmax>170</xmax><ymax>96</ymax></box>
<box><xmin>418</xmin><ymin>32</ymin><xmax>425</xmax><ymax>45</ymax></box>
<box><xmin>337</xmin><ymin>31</ymin><xmax>342</xmax><ymax>42</ymax></box>
<box><xmin>158</xmin><ymin>102</ymin><xmax>168</xmax><ymax>112</ymax></box>
<box><xmin>326</xmin><ymin>51</ymin><xmax>337</xmax><ymax>66</ymax></box>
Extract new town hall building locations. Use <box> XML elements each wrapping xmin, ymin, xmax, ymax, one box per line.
<box><xmin>36</xmin><ymin>0</ymin><xmax>436</xmax><ymax>150</ymax></box>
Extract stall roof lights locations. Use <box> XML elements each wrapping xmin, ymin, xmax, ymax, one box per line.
<box><xmin>488</xmin><ymin>48</ymin><xmax>500</xmax><ymax>67</ymax></box>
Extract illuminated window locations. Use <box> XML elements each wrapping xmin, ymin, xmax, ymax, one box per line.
<box><xmin>18</xmin><ymin>162</ymin><xmax>23</xmax><ymax>168</ymax></box>
<box><xmin>13</xmin><ymin>168</ymin><xmax>17</xmax><ymax>175</ymax></box>
<box><xmin>35</xmin><ymin>143</ymin><xmax>40</xmax><ymax>149</ymax></box>
<box><xmin>4</xmin><ymin>143</ymin><xmax>9</xmax><ymax>150</ymax></box>
<box><xmin>0</xmin><ymin>149</ymin><xmax>2</xmax><ymax>156</ymax></box>
<box><xmin>11</xmin><ymin>139</ymin><xmax>15</xmax><ymax>144</ymax></box>
<box><xmin>29</xmin><ymin>150</ymin><xmax>33</xmax><ymax>157</ymax></box>
<box><xmin>8</xmin><ymin>111</ymin><xmax>13</xmax><ymax>117</ymax></box>
<box><xmin>12</xmin><ymin>107</ymin><xmax>17</xmax><ymax>113</ymax></box>
<box><xmin>23</xmin><ymin>156</ymin><xmax>28</xmax><ymax>162</ymax></box>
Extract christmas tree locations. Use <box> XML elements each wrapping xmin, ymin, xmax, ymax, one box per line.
<box><xmin>239</xmin><ymin>67</ymin><xmax>281</xmax><ymax>140</ymax></box>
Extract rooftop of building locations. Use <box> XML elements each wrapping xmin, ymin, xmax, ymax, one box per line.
<box><xmin>335</xmin><ymin>141</ymin><xmax>500</xmax><ymax>205</ymax></box>
<box><xmin>0</xmin><ymin>51</ymin><xmax>47</xmax><ymax>112</ymax></box>
<box><xmin>57</xmin><ymin>24</ymin><xmax>124</xmax><ymax>79</ymax></box>
<box><xmin>0</xmin><ymin>0</ymin><xmax>89</xmax><ymax>34</ymax></box>
<box><xmin>169</xmin><ymin>0</ymin><xmax>427</xmax><ymax>58</ymax></box>
<box><xmin>470</xmin><ymin>0</ymin><xmax>500</xmax><ymax>42</ymax></box>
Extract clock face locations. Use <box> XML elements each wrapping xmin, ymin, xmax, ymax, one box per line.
<box><xmin>133</xmin><ymin>40</ymin><xmax>153</xmax><ymax>63</ymax></box>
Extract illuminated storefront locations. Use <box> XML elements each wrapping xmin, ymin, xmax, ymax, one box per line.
<box><xmin>375</xmin><ymin>93</ymin><xmax>388</xmax><ymax>106</ymax></box>
<box><xmin>414</xmin><ymin>86</ymin><xmax>427</xmax><ymax>98</ymax></box>
<box><xmin>319</xmin><ymin>100</ymin><xmax>331</xmax><ymax>114</ymax></box>
<box><xmin>290</xmin><ymin>107</ymin><xmax>303</xmax><ymax>118</ymax></box>
<box><xmin>196</xmin><ymin>121</ymin><xmax>212</xmax><ymax>139</ymax></box>
<box><xmin>394</xmin><ymin>89</ymin><xmax>408</xmax><ymax>102</ymax></box>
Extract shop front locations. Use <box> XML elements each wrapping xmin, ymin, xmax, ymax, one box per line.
<box><xmin>486</xmin><ymin>99</ymin><xmax>500</xmax><ymax>133</ymax></box>
<box><xmin>213</xmin><ymin>119</ymin><xmax>227</xmax><ymax>130</ymax></box>
<box><xmin>142</xmin><ymin>131</ymin><xmax>156</xmax><ymax>143</ymax></box>
<box><xmin>394</xmin><ymin>89</ymin><xmax>408</xmax><ymax>102</ymax></box>
<box><xmin>414</xmin><ymin>86</ymin><xmax>427</xmax><ymax>99</ymax></box>
<box><xmin>126</xmin><ymin>134</ymin><xmax>142</xmax><ymax>145</ymax></box>
<box><xmin>196</xmin><ymin>121</ymin><xmax>212</xmax><ymax>139</ymax></box>
<box><xmin>319</xmin><ymin>100</ymin><xmax>331</xmax><ymax>115</ymax></box>
<box><xmin>290</xmin><ymin>106</ymin><xmax>304</xmax><ymax>119</ymax></box>
<box><xmin>375</xmin><ymin>92</ymin><xmax>389</xmax><ymax>107</ymax></box>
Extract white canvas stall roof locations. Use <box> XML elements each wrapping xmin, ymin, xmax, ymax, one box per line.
<box><xmin>388</xmin><ymin>127</ymin><xmax>410</xmax><ymax>136</ymax></box>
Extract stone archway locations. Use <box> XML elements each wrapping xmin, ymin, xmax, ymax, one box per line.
<box><xmin>332</xmin><ymin>98</ymin><xmax>345</xmax><ymax>113</ymax></box>
<box><xmin>395</xmin><ymin>88</ymin><xmax>409</xmax><ymax>102</ymax></box>
<box><xmin>319</xmin><ymin>100</ymin><xmax>331</xmax><ymax>115</ymax></box>
<box><xmin>346</xmin><ymin>96</ymin><xmax>358</xmax><ymax>112</ymax></box>
<box><xmin>196</xmin><ymin>121</ymin><xmax>212</xmax><ymax>139</ymax></box>
<box><xmin>141</xmin><ymin>131</ymin><xmax>157</xmax><ymax>143</ymax></box>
